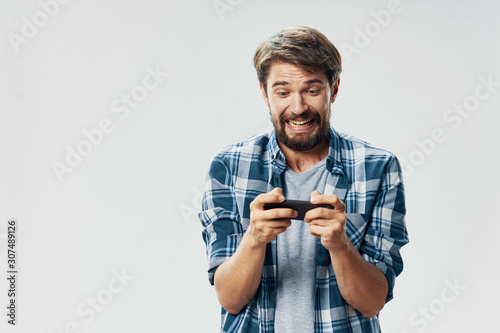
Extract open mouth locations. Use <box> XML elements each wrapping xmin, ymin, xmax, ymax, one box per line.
<box><xmin>287</xmin><ymin>119</ymin><xmax>314</xmax><ymax>128</ymax></box>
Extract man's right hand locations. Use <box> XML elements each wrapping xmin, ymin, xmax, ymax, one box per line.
<box><xmin>247</xmin><ymin>187</ymin><xmax>297</xmax><ymax>245</ymax></box>
<box><xmin>214</xmin><ymin>188</ymin><xmax>297</xmax><ymax>314</ymax></box>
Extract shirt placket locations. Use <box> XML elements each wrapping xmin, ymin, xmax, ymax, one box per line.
<box><xmin>314</xmin><ymin>160</ymin><xmax>349</xmax><ymax>331</ymax></box>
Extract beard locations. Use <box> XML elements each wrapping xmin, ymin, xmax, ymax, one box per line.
<box><xmin>270</xmin><ymin>109</ymin><xmax>330</xmax><ymax>152</ymax></box>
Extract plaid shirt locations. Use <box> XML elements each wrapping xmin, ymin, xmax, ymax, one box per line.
<box><xmin>199</xmin><ymin>127</ymin><xmax>409</xmax><ymax>333</ymax></box>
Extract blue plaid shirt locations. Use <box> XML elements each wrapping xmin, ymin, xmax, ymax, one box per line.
<box><xmin>199</xmin><ymin>127</ymin><xmax>409</xmax><ymax>333</ymax></box>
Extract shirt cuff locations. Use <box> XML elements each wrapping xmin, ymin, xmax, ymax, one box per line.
<box><xmin>372</xmin><ymin>261</ymin><xmax>396</xmax><ymax>303</ymax></box>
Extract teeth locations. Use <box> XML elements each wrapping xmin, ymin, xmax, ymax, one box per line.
<box><xmin>289</xmin><ymin>119</ymin><xmax>313</xmax><ymax>127</ymax></box>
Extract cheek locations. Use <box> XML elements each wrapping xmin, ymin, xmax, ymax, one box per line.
<box><xmin>269</xmin><ymin>100</ymin><xmax>286</xmax><ymax>116</ymax></box>
<box><xmin>317</xmin><ymin>101</ymin><xmax>331</xmax><ymax>115</ymax></box>
<box><xmin>267</xmin><ymin>104</ymin><xmax>278</xmax><ymax>116</ymax></box>
<box><xmin>270</xmin><ymin>110</ymin><xmax>283</xmax><ymax>124</ymax></box>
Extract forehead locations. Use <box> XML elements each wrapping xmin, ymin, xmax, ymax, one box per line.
<box><xmin>267</xmin><ymin>62</ymin><xmax>327</xmax><ymax>86</ymax></box>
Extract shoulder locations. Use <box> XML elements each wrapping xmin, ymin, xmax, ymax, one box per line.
<box><xmin>215</xmin><ymin>130</ymin><xmax>274</xmax><ymax>161</ymax></box>
<box><xmin>337</xmin><ymin>131</ymin><xmax>396</xmax><ymax>163</ymax></box>
<box><xmin>335</xmin><ymin>131</ymin><xmax>400</xmax><ymax>179</ymax></box>
<box><xmin>208</xmin><ymin>130</ymin><xmax>274</xmax><ymax>174</ymax></box>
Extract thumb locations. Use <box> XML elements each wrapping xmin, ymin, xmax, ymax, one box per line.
<box><xmin>271</xmin><ymin>187</ymin><xmax>284</xmax><ymax>196</ymax></box>
<box><xmin>310</xmin><ymin>190</ymin><xmax>322</xmax><ymax>203</ymax></box>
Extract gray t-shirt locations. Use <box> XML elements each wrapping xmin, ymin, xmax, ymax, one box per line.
<box><xmin>274</xmin><ymin>157</ymin><xmax>329</xmax><ymax>332</ymax></box>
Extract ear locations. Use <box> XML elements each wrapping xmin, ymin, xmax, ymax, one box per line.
<box><xmin>330</xmin><ymin>79</ymin><xmax>340</xmax><ymax>103</ymax></box>
<box><xmin>259</xmin><ymin>83</ymin><xmax>270</xmax><ymax>107</ymax></box>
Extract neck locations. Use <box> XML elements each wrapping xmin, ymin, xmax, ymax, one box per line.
<box><xmin>278</xmin><ymin>137</ymin><xmax>329</xmax><ymax>173</ymax></box>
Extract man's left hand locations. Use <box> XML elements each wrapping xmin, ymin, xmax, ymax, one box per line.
<box><xmin>304</xmin><ymin>191</ymin><xmax>348</xmax><ymax>251</ymax></box>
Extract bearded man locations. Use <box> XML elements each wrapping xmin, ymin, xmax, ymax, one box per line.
<box><xmin>199</xmin><ymin>26</ymin><xmax>409</xmax><ymax>333</ymax></box>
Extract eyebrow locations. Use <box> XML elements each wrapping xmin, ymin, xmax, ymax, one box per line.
<box><xmin>271</xmin><ymin>80</ymin><xmax>289</xmax><ymax>88</ymax></box>
<box><xmin>271</xmin><ymin>79</ymin><xmax>325</xmax><ymax>88</ymax></box>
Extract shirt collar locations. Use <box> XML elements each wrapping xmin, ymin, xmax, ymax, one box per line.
<box><xmin>326</xmin><ymin>127</ymin><xmax>344</xmax><ymax>173</ymax></box>
<box><xmin>268</xmin><ymin>127</ymin><xmax>344</xmax><ymax>173</ymax></box>
<box><xmin>268</xmin><ymin>131</ymin><xmax>282</xmax><ymax>162</ymax></box>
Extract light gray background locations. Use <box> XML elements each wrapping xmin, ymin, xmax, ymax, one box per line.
<box><xmin>1</xmin><ymin>0</ymin><xmax>499</xmax><ymax>332</ymax></box>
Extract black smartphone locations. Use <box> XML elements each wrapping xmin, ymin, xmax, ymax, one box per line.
<box><xmin>263</xmin><ymin>200</ymin><xmax>334</xmax><ymax>220</ymax></box>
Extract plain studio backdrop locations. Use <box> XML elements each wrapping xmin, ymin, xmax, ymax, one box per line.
<box><xmin>1</xmin><ymin>0</ymin><xmax>499</xmax><ymax>332</ymax></box>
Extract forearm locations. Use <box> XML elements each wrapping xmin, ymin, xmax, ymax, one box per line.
<box><xmin>214</xmin><ymin>232</ymin><xmax>267</xmax><ymax>314</ymax></box>
<box><xmin>329</xmin><ymin>240</ymin><xmax>389</xmax><ymax>318</ymax></box>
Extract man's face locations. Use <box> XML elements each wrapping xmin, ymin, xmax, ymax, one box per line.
<box><xmin>260</xmin><ymin>62</ymin><xmax>339</xmax><ymax>152</ymax></box>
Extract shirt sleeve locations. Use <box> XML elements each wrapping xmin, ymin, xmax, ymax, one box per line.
<box><xmin>359</xmin><ymin>155</ymin><xmax>409</xmax><ymax>303</ymax></box>
<box><xmin>198</xmin><ymin>154</ymin><xmax>244</xmax><ymax>285</ymax></box>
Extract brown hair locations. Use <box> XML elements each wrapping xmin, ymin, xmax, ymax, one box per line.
<box><xmin>253</xmin><ymin>26</ymin><xmax>342</xmax><ymax>93</ymax></box>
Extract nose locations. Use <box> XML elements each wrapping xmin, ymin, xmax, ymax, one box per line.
<box><xmin>290</xmin><ymin>93</ymin><xmax>308</xmax><ymax>115</ymax></box>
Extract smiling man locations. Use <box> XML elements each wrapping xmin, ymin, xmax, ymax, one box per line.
<box><xmin>199</xmin><ymin>26</ymin><xmax>409</xmax><ymax>333</ymax></box>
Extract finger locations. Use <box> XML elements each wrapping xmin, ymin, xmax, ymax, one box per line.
<box><xmin>308</xmin><ymin>219</ymin><xmax>346</xmax><ymax>235</ymax></box>
<box><xmin>268</xmin><ymin>219</ymin><xmax>292</xmax><ymax>228</ymax></box>
<box><xmin>250</xmin><ymin>190</ymin><xmax>285</xmax><ymax>210</ymax></box>
<box><xmin>304</xmin><ymin>207</ymin><xmax>334</xmax><ymax>222</ymax></box>
<box><xmin>255</xmin><ymin>220</ymin><xmax>291</xmax><ymax>237</ymax></box>
<box><xmin>273</xmin><ymin>226</ymin><xmax>290</xmax><ymax>235</ymax></box>
<box><xmin>304</xmin><ymin>208</ymin><xmax>344</xmax><ymax>223</ymax></box>
<box><xmin>310</xmin><ymin>190</ymin><xmax>322</xmax><ymax>200</ymax></box>
<box><xmin>305</xmin><ymin>218</ymin><xmax>334</xmax><ymax>227</ymax></box>
<box><xmin>252</xmin><ymin>206</ymin><xmax>296</xmax><ymax>224</ymax></box>
<box><xmin>263</xmin><ymin>208</ymin><xmax>297</xmax><ymax>220</ymax></box>
<box><xmin>308</xmin><ymin>223</ymin><xmax>340</xmax><ymax>237</ymax></box>
<box><xmin>308</xmin><ymin>219</ymin><xmax>347</xmax><ymax>235</ymax></box>
<box><xmin>308</xmin><ymin>225</ymin><xmax>323</xmax><ymax>238</ymax></box>
<box><xmin>263</xmin><ymin>187</ymin><xmax>285</xmax><ymax>203</ymax></box>
<box><xmin>271</xmin><ymin>187</ymin><xmax>284</xmax><ymax>196</ymax></box>
<box><xmin>310</xmin><ymin>194</ymin><xmax>345</xmax><ymax>212</ymax></box>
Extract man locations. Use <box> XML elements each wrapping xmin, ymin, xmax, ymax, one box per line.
<box><xmin>199</xmin><ymin>26</ymin><xmax>409</xmax><ymax>333</ymax></box>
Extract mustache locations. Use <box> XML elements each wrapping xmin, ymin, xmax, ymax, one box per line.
<box><xmin>279</xmin><ymin>110</ymin><xmax>320</xmax><ymax>123</ymax></box>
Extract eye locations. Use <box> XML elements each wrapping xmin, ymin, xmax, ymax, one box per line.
<box><xmin>307</xmin><ymin>89</ymin><xmax>320</xmax><ymax>95</ymax></box>
<box><xmin>276</xmin><ymin>91</ymin><xmax>289</xmax><ymax>97</ymax></box>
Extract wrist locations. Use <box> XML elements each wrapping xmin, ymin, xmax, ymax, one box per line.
<box><xmin>325</xmin><ymin>234</ymin><xmax>351</xmax><ymax>253</ymax></box>
<box><xmin>242</xmin><ymin>230</ymin><xmax>268</xmax><ymax>250</ymax></box>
